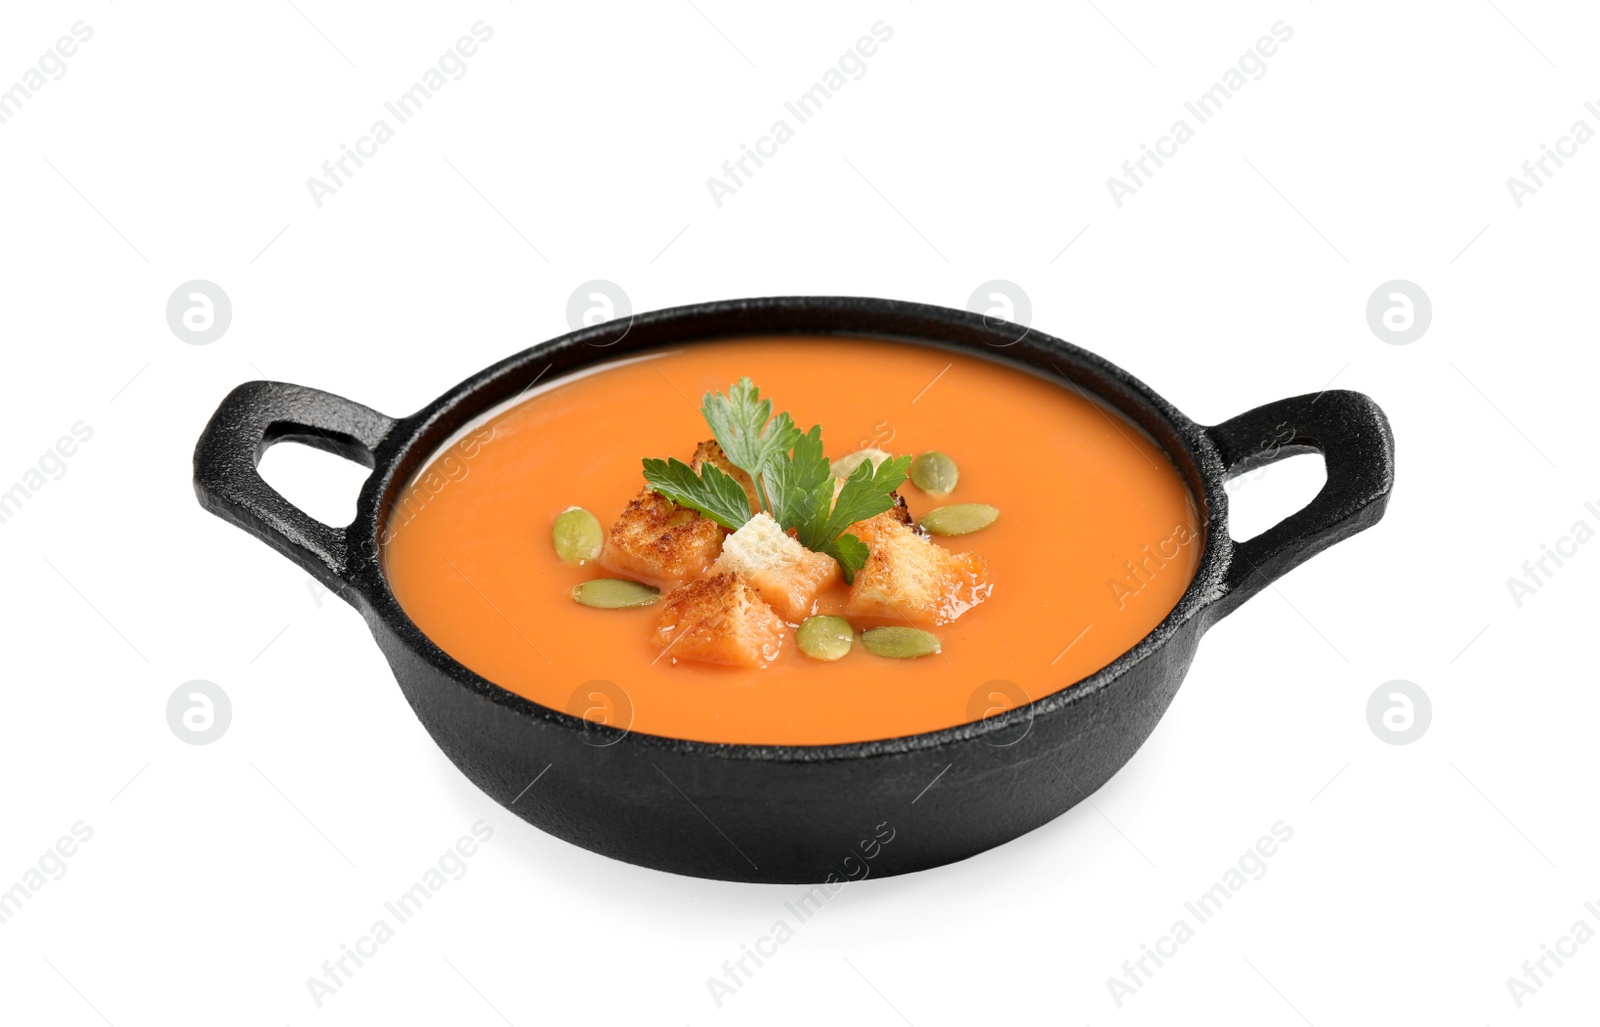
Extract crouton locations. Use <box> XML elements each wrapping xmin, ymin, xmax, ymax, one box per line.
<box><xmin>882</xmin><ymin>491</ymin><xmax>914</xmax><ymax>527</ymax></box>
<box><xmin>844</xmin><ymin>511</ymin><xmax>990</xmax><ymax>625</ymax></box>
<box><xmin>690</xmin><ymin>439</ymin><xmax>760</xmax><ymax>510</ymax></box>
<box><xmin>599</xmin><ymin>487</ymin><xmax>725</xmax><ymax>586</ymax></box>
<box><xmin>712</xmin><ymin>513</ymin><xmax>839</xmax><ymax>621</ymax></box>
<box><xmin>652</xmin><ymin>572</ymin><xmax>787</xmax><ymax>668</ymax></box>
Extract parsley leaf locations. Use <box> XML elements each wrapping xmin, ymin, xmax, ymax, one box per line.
<box><xmin>798</xmin><ymin>454</ymin><xmax>911</xmax><ymax>549</ymax></box>
<box><xmin>641</xmin><ymin>381</ymin><xmax>911</xmax><ymax>583</ymax></box>
<box><xmin>761</xmin><ymin>424</ymin><xmax>832</xmax><ymax>532</ymax></box>
<box><xmin>701</xmin><ymin>378</ymin><xmax>800</xmax><ymax>511</ymax></box>
<box><xmin>822</xmin><ymin>532</ymin><xmax>871</xmax><ymax>585</ymax></box>
<box><xmin>640</xmin><ymin>457</ymin><xmax>753</xmax><ymax>531</ymax></box>
<box><xmin>797</xmin><ymin>454</ymin><xmax>912</xmax><ymax>583</ymax></box>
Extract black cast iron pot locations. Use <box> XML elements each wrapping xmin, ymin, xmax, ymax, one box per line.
<box><xmin>193</xmin><ymin>297</ymin><xmax>1394</xmax><ymax>884</ymax></box>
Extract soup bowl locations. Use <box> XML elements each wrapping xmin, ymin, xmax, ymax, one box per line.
<box><xmin>193</xmin><ymin>296</ymin><xmax>1394</xmax><ymax>883</ymax></box>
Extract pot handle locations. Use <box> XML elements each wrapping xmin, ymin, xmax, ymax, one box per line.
<box><xmin>1205</xmin><ymin>389</ymin><xmax>1394</xmax><ymax>618</ymax></box>
<box><xmin>193</xmin><ymin>380</ymin><xmax>396</xmax><ymax>598</ymax></box>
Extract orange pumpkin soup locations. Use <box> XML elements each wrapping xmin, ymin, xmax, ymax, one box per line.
<box><xmin>382</xmin><ymin>337</ymin><xmax>1202</xmax><ymax>745</ymax></box>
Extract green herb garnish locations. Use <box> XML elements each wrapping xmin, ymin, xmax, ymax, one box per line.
<box><xmin>761</xmin><ymin>424</ymin><xmax>832</xmax><ymax>534</ymax></box>
<box><xmin>641</xmin><ymin>378</ymin><xmax>909</xmax><ymax>582</ymax></box>
<box><xmin>797</xmin><ymin>453</ymin><xmax>912</xmax><ymax>583</ymax></box>
<box><xmin>640</xmin><ymin>457</ymin><xmax>753</xmax><ymax>531</ymax></box>
<box><xmin>701</xmin><ymin>378</ymin><xmax>800</xmax><ymax>513</ymax></box>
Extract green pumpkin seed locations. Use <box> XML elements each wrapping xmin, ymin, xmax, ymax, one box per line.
<box><xmin>919</xmin><ymin>503</ymin><xmax>999</xmax><ymax>536</ymax></box>
<box><xmin>909</xmin><ymin>451</ymin><xmax>959</xmax><ymax>495</ymax></box>
<box><xmin>552</xmin><ymin>506</ymin><xmax>604</xmax><ymax>562</ymax></box>
<box><xmin>860</xmin><ymin>626</ymin><xmax>941</xmax><ymax>659</ymax></box>
<box><xmin>830</xmin><ymin>447</ymin><xmax>892</xmax><ymax>480</ymax></box>
<box><xmin>797</xmin><ymin>615</ymin><xmax>854</xmax><ymax>661</ymax></box>
<box><xmin>571</xmin><ymin>578</ymin><xmax>660</xmax><ymax>609</ymax></box>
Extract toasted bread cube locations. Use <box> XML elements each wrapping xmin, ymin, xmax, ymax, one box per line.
<box><xmin>652</xmin><ymin>572</ymin><xmax>787</xmax><ymax>667</ymax></box>
<box><xmin>712</xmin><ymin>512</ymin><xmax>839</xmax><ymax>622</ymax></box>
<box><xmin>599</xmin><ymin>487</ymin><xmax>725</xmax><ymax>586</ymax></box>
<box><xmin>845</xmin><ymin>512</ymin><xmax>990</xmax><ymax>625</ymax></box>
<box><xmin>881</xmin><ymin>491</ymin><xmax>914</xmax><ymax>527</ymax></box>
<box><xmin>691</xmin><ymin>439</ymin><xmax>760</xmax><ymax>511</ymax></box>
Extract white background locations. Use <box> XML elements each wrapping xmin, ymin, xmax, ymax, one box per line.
<box><xmin>1</xmin><ymin>1</ymin><xmax>1595</xmax><ymax>1023</ymax></box>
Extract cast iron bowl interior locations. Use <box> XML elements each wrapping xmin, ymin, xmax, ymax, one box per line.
<box><xmin>193</xmin><ymin>296</ymin><xmax>1394</xmax><ymax>883</ymax></box>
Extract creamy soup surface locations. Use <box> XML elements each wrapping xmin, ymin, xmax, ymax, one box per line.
<box><xmin>382</xmin><ymin>337</ymin><xmax>1202</xmax><ymax>745</ymax></box>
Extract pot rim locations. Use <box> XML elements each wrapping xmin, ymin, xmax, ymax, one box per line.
<box><xmin>348</xmin><ymin>295</ymin><xmax>1237</xmax><ymax>761</ymax></box>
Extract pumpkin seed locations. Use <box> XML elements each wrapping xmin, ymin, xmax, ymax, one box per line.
<box><xmin>830</xmin><ymin>447</ymin><xmax>893</xmax><ymax>480</ymax></box>
<box><xmin>797</xmin><ymin>615</ymin><xmax>854</xmax><ymax>661</ymax></box>
<box><xmin>860</xmin><ymin>626</ymin><xmax>941</xmax><ymax>659</ymax></box>
<box><xmin>909</xmin><ymin>451</ymin><xmax>959</xmax><ymax>495</ymax></box>
<box><xmin>919</xmin><ymin>503</ymin><xmax>999</xmax><ymax>536</ymax></box>
<box><xmin>552</xmin><ymin>506</ymin><xmax>604</xmax><ymax>562</ymax></box>
<box><xmin>571</xmin><ymin>578</ymin><xmax>660</xmax><ymax>609</ymax></box>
